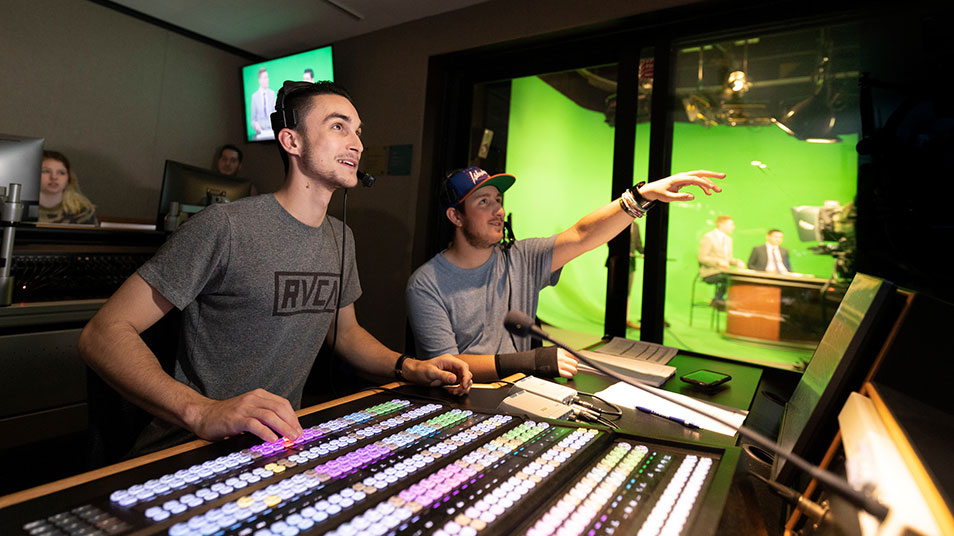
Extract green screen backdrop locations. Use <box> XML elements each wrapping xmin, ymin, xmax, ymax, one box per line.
<box><xmin>505</xmin><ymin>75</ymin><xmax>856</xmax><ymax>340</ymax></box>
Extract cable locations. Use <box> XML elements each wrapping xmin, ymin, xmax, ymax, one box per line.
<box><xmin>328</xmin><ymin>188</ymin><xmax>348</xmax><ymax>396</ymax></box>
<box><xmin>574</xmin><ymin>392</ymin><xmax>623</xmax><ymax>417</ymax></box>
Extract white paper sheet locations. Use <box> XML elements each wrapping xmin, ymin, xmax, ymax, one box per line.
<box><xmin>595</xmin><ymin>382</ymin><xmax>748</xmax><ymax>436</ymax></box>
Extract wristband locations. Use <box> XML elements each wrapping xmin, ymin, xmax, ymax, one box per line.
<box><xmin>394</xmin><ymin>354</ymin><xmax>410</xmax><ymax>381</ymax></box>
<box><xmin>495</xmin><ymin>346</ymin><xmax>560</xmax><ymax>378</ymax></box>
<box><xmin>630</xmin><ymin>181</ymin><xmax>657</xmax><ymax>212</ymax></box>
<box><xmin>619</xmin><ymin>190</ymin><xmax>645</xmax><ymax>218</ymax></box>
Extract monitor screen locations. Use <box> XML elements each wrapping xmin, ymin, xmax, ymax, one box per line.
<box><xmin>771</xmin><ymin>273</ymin><xmax>903</xmax><ymax>484</ymax></box>
<box><xmin>156</xmin><ymin>160</ymin><xmax>252</xmax><ymax>229</ymax></box>
<box><xmin>0</xmin><ymin>134</ymin><xmax>44</xmax><ymax>204</ymax></box>
<box><xmin>241</xmin><ymin>46</ymin><xmax>334</xmax><ymax>143</ymax></box>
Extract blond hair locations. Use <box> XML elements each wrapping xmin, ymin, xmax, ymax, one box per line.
<box><xmin>43</xmin><ymin>150</ymin><xmax>96</xmax><ymax>214</ymax></box>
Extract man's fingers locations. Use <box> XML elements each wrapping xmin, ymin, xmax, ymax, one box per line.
<box><xmin>249</xmin><ymin>390</ymin><xmax>303</xmax><ymax>439</ymax></box>
<box><xmin>244</xmin><ymin>418</ymin><xmax>280</xmax><ymax>443</ymax></box>
<box><xmin>250</xmin><ymin>407</ymin><xmax>301</xmax><ymax>442</ymax></box>
<box><xmin>685</xmin><ymin>170</ymin><xmax>726</xmax><ymax>179</ymax></box>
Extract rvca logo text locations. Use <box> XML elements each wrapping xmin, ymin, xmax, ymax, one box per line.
<box><xmin>273</xmin><ymin>272</ymin><xmax>338</xmax><ymax>316</ymax></box>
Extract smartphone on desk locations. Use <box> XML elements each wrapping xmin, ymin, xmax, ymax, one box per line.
<box><xmin>680</xmin><ymin>369</ymin><xmax>731</xmax><ymax>389</ymax></box>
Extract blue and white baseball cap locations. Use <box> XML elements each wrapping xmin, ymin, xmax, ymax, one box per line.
<box><xmin>441</xmin><ymin>166</ymin><xmax>516</xmax><ymax>210</ymax></box>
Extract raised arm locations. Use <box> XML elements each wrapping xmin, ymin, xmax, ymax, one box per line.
<box><xmin>552</xmin><ymin>170</ymin><xmax>725</xmax><ymax>271</ymax></box>
<box><xmin>78</xmin><ymin>274</ymin><xmax>302</xmax><ymax>443</ymax></box>
<box><xmin>330</xmin><ymin>303</ymin><xmax>473</xmax><ymax>395</ymax></box>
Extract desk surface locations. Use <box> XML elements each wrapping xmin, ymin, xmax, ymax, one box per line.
<box><xmin>393</xmin><ymin>353</ymin><xmax>762</xmax><ymax>449</ymax></box>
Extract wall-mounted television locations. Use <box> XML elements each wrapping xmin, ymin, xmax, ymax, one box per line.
<box><xmin>241</xmin><ymin>45</ymin><xmax>334</xmax><ymax>143</ymax></box>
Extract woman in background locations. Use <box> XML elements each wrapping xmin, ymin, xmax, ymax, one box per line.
<box><xmin>39</xmin><ymin>150</ymin><xmax>97</xmax><ymax>224</ymax></box>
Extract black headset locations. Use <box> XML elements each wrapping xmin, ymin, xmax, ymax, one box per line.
<box><xmin>438</xmin><ymin>168</ymin><xmax>464</xmax><ymax>209</ymax></box>
<box><xmin>270</xmin><ymin>81</ymin><xmax>314</xmax><ymax>133</ymax></box>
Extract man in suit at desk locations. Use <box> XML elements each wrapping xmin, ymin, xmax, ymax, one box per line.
<box><xmin>250</xmin><ymin>68</ymin><xmax>276</xmax><ymax>140</ymax></box>
<box><xmin>698</xmin><ymin>215</ymin><xmax>745</xmax><ymax>310</ymax></box>
<box><xmin>748</xmin><ymin>229</ymin><xmax>792</xmax><ymax>274</ymax></box>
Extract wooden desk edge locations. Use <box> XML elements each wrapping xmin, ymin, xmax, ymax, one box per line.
<box><xmin>0</xmin><ymin>378</ymin><xmax>520</xmax><ymax>510</ymax></box>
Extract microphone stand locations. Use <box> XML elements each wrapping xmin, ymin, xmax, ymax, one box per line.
<box><xmin>1</xmin><ymin>183</ymin><xmax>25</xmax><ymax>306</ymax></box>
<box><xmin>503</xmin><ymin>311</ymin><xmax>890</xmax><ymax>523</ymax></box>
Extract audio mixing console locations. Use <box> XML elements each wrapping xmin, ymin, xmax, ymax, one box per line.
<box><xmin>0</xmin><ymin>394</ymin><xmax>738</xmax><ymax>536</ymax></box>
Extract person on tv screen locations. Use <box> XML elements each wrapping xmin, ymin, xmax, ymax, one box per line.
<box><xmin>302</xmin><ymin>68</ymin><xmax>314</xmax><ymax>82</ymax></box>
<box><xmin>250</xmin><ymin>67</ymin><xmax>276</xmax><ymax>139</ymax></box>
<box><xmin>79</xmin><ymin>81</ymin><xmax>471</xmax><ymax>457</ymax></box>
<box><xmin>406</xmin><ymin>167</ymin><xmax>725</xmax><ymax>382</ymax></box>
<box><xmin>698</xmin><ymin>215</ymin><xmax>746</xmax><ymax>310</ymax></box>
<box><xmin>748</xmin><ymin>229</ymin><xmax>792</xmax><ymax>273</ymax></box>
<box><xmin>212</xmin><ymin>144</ymin><xmax>243</xmax><ymax>176</ymax></box>
<box><xmin>38</xmin><ymin>150</ymin><xmax>97</xmax><ymax>225</ymax></box>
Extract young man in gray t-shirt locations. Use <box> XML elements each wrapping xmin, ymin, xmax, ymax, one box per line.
<box><xmin>80</xmin><ymin>82</ymin><xmax>472</xmax><ymax>455</ymax></box>
<box><xmin>406</xmin><ymin>166</ymin><xmax>726</xmax><ymax>383</ymax></box>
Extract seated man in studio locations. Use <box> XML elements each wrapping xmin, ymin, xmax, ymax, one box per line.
<box><xmin>79</xmin><ymin>81</ymin><xmax>471</xmax><ymax>457</ymax></box>
<box><xmin>406</xmin><ymin>167</ymin><xmax>725</xmax><ymax>382</ymax></box>
<box><xmin>748</xmin><ymin>229</ymin><xmax>792</xmax><ymax>274</ymax></box>
<box><xmin>698</xmin><ymin>214</ymin><xmax>745</xmax><ymax>310</ymax></box>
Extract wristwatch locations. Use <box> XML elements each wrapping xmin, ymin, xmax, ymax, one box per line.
<box><xmin>394</xmin><ymin>354</ymin><xmax>411</xmax><ymax>381</ymax></box>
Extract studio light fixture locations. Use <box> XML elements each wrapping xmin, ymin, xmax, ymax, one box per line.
<box><xmin>773</xmin><ymin>29</ymin><xmax>841</xmax><ymax>143</ymax></box>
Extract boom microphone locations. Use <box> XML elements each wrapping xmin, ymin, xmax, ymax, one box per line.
<box><xmin>502</xmin><ymin>310</ymin><xmax>891</xmax><ymax>522</ymax></box>
<box><xmin>357</xmin><ymin>170</ymin><xmax>375</xmax><ymax>188</ymax></box>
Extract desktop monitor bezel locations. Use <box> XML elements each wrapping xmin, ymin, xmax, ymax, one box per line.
<box><xmin>0</xmin><ymin>134</ymin><xmax>44</xmax><ymax>204</ymax></box>
<box><xmin>156</xmin><ymin>160</ymin><xmax>252</xmax><ymax>229</ymax></box>
<box><xmin>771</xmin><ymin>273</ymin><xmax>903</xmax><ymax>484</ymax></box>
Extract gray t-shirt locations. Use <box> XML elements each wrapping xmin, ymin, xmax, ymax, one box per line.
<box><xmin>133</xmin><ymin>194</ymin><xmax>360</xmax><ymax>453</ymax></box>
<box><xmin>406</xmin><ymin>237</ymin><xmax>561</xmax><ymax>358</ymax></box>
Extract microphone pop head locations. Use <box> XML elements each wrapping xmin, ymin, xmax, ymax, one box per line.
<box><xmin>357</xmin><ymin>170</ymin><xmax>375</xmax><ymax>188</ymax></box>
<box><xmin>504</xmin><ymin>310</ymin><xmax>535</xmax><ymax>337</ymax></box>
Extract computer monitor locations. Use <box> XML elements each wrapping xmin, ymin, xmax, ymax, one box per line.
<box><xmin>156</xmin><ymin>160</ymin><xmax>252</xmax><ymax>228</ymax></box>
<box><xmin>0</xmin><ymin>134</ymin><xmax>44</xmax><ymax>204</ymax></box>
<box><xmin>241</xmin><ymin>45</ymin><xmax>334</xmax><ymax>143</ymax></box>
<box><xmin>771</xmin><ymin>273</ymin><xmax>904</xmax><ymax>484</ymax></box>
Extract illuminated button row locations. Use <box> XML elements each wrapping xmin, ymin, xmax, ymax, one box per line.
<box><xmin>311</xmin><ymin>409</ymin><xmax>472</xmax><ymax>482</ymax></box>
<box><xmin>132</xmin><ymin>404</ymin><xmax>438</xmax><ymax>514</ymax></box>
<box><xmin>166</xmin><ymin>410</ymin><xmax>488</xmax><ymax>536</ymax></box>
<box><xmin>110</xmin><ymin>400</ymin><xmax>418</xmax><ymax>509</ymax></box>
<box><xmin>325</xmin><ymin>421</ymin><xmax>553</xmax><ymax>536</ymax></box>
<box><xmin>437</xmin><ymin>427</ymin><xmax>601</xmax><ymax>536</ymax></box>
<box><xmin>637</xmin><ymin>455</ymin><xmax>711</xmax><ymax>536</ymax></box>
<box><xmin>167</xmin><ymin>473</ymin><xmax>323</xmax><ymax>536</ymax></box>
<box><xmin>251</xmin><ymin>399</ymin><xmax>413</xmax><ymax>457</ymax></box>
<box><xmin>526</xmin><ymin>441</ymin><xmax>647</xmax><ymax>536</ymax></box>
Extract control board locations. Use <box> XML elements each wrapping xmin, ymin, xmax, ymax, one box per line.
<box><xmin>0</xmin><ymin>395</ymin><xmax>738</xmax><ymax>536</ymax></box>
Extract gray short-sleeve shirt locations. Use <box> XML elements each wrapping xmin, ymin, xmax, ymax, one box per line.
<box><xmin>406</xmin><ymin>237</ymin><xmax>560</xmax><ymax>357</ymax></box>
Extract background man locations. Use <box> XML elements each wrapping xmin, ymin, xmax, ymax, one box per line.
<box><xmin>80</xmin><ymin>81</ymin><xmax>470</xmax><ymax>457</ymax></box>
<box><xmin>748</xmin><ymin>229</ymin><xmax>792</xmax><ymax>273</ymax></box>
<box><xmin>406</xmin><ymin>167</ymin><xmax>725</xmax><ymax>382</ymax></box>
<box><xmin>213</xmin><ymin>144</ymin><xmax>243</xmax><ymax>176</ymax></box>
<box><xmin>302</xmin><ymin>68</ymin><xmax>314</xmax><ymax>82</ymax></box>
<box><xmin>698</xmin><ymin>214</ymin><xmax>746</xmax><ymax>309</ymax></box>
<box><xmin>250</xmin><ymin>67</ymin><xmax>276</xmax><ymax>139</ymax></box>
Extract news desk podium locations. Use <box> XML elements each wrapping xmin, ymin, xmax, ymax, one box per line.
<box><xmin>722</xmin><ymin>269</ymin><xmax>844</xmax><ymax>348</ymax></box>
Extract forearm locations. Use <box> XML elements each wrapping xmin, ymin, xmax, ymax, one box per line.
<box><xmin>553</xmin><ymin>201</ymin><xmax>633</xmax><ymax>270</ymax></box>
<box><xmin>456</xmin><ymin>354</ymin><xmax>499</xmax><ymax>383</ymax></box>
<box><xmin>332</xmin><ymin>322</ymin><xmax>401</xmax><ymax>379</ymax></box>
<box><xmin>78</xmin><ymin>318</ymin><xmax>208</xmax><ymax>431</ymax></box>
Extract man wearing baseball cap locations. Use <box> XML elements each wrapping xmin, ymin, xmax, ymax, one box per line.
<box><xmin>406</xmin><ymin>166</ymin><xmax>726</xmax><ymax>382</ymax></box>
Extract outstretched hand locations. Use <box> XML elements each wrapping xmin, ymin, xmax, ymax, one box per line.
<box><xmin>186</xmin><ymin>388</ymin><xmax>303</xmax><ymax>443</ymax></box>
<box><xmin>404</xmin><ymin>354</ymin><xmax>474</xmax><ymax>396</ymax></box>
<box><xmin>637</xmin><ymin>170</ymin><xmax>726</xmax><ymax>203</ymax></box>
